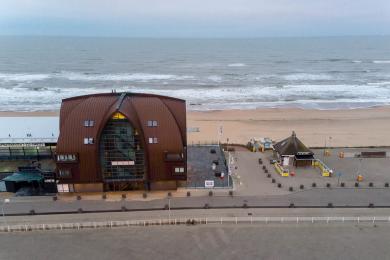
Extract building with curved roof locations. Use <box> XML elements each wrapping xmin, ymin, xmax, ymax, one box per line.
<box><xmin>55</xmin><ymin>92</ymin><xmax>187</xmax><ymax>192</ymax></box>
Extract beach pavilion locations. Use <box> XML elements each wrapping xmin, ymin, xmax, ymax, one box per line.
<box><xmin>273</xmin><ymin>131</ymin><xmax>314</xmax><ymax>167</ymax></box>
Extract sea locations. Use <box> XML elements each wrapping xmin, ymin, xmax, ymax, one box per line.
<box><xmin>0</xmin><ymin>36</ymin><xmax>390</xmax><ymax>111</ymax></box>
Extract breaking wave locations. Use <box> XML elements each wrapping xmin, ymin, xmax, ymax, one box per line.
<box><xmin>228</xmin><ymin>63</ymin><xmax>247</xmax><ymax>67</ymax></box>
<box><xmin>373</xmin><ymin>60</ymin><xmax>390</xmax><ymax>64</ymax></box>
<box><xmin>282</xmin><ymin>73</ymin><xmax>332</xmax><ymax>81</ymax></box>
<box><xmin>59</xmin><ymin>72</ymin><xmax>194</xmax><ymax>81</ymax></box>
<box><xmin>0</xmin><ymin>73</ymin><xmax>50</xmax><ymax>82</ymax></box>
<box><xmin>1</xmin><ymin>83</ymin><xmax>390</xmax><ymax>111</ymax></box>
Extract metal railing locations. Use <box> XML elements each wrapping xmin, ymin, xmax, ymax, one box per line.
<box><xmin>1</xmin><ymin>216</ymin><xmax>389</xmax><ymax>233</ymax></box>
<box><xmin>0</xmin><ymin>138</ymin><xmax>57</xmax><ymax>144</ymax></box>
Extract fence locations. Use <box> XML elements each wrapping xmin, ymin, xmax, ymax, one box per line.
<box><xmin>1</xmin><ymin>216</ymin><xmax>389</xmax><ymax>233</ymax></box>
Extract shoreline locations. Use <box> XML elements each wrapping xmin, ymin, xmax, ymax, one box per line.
<box><xmin>1</xmin><ymin>106</ymin><xmax>390</xmax><ymax>147</ymax></box>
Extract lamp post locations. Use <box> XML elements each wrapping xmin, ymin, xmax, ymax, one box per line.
<box><xmin>168</xmin><ymin>197</ymin><xmax>171</xmax><ymax>221</ymax></box>
<box><xmin>2</xmin><ymin>198</ymin><xmax>10</xmax><ymax>226</ymax></box>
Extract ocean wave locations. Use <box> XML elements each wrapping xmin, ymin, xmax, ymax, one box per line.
<box><xmin>367</xmin><ymin>81</ymin><xmax>390</xmax><ymax>86</ymax></box>
<box><xmin>1</xmin><ymin>84</ymin><xmax>390</xmax><ymax>111</ymax></box>
<box><xmin>352</xmin><ymin>60</ymin><xmax>362</xmax><ymax>63</ymax></box>
<box><xmin>228</xmin><ymin>63</ymin><xmax>246</xmax><ymax>67</ymax></box>
<box><xmin>282</xmin><ymin>73</ymin><xmax>332</xmax><ymax>81</ymax></box>
<box><xmin>373</xmin><ymin>60</ymin><xmax>390</xmax><ymax>64</ymax></box>
<box><xmin>0</xmin><ymin>73</ymin><xmax>51</xmax><ymax>82</ymax></box>
<box><xmin>0</xmin><ymin>72</ymin><xmax>195</xmax><ymax>83</ymax></box>
<box><xmin>59</xmin><ymin>72</ymin><xmax>194</xmax><ymax>81</ymax></box>
<box><xmin>207</xmin><ymin>75</ymin><xmax>223</xmax><ymax>82</ymax></box>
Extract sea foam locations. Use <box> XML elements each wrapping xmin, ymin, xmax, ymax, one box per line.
<box><xmin>373</xmin><ymin>60</ymin><xmax>390</xmax><ymax>64</ymax></box>
<box><xmin>228</xmin><ymin>63</ymin><xmax>247</xmax><ymax>67</ymax></box>
<box><xmin>0</xmin><ymin>73</ymin><xmax>51</xmax><ymax>82</ymax></box>
<box><xmin>282</xmin><ymin>73</ymin><xmax>332</xmax><ymax>81</ymax></box>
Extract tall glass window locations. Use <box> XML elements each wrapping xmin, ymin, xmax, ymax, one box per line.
<box><xmin>99</xmin><ymin>113</ymin><xmax>145</xmax><ymax>181</ymax></box>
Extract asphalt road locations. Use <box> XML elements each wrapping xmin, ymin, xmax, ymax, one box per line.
<box><xmin>0</xmin><ymin>223</ymin><xmax>388</xmax><ymax>260</ymax></box>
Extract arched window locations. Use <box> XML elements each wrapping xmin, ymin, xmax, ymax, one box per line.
<box><xmin>99</xmin><ymin>113</ymin><xmax>145</xmax><ymax>181</ymax></box>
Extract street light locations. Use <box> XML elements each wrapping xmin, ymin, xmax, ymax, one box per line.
<box><xmin>167</xmin><ymin>197</ymin><xmax>171</xmax><ymax>222</ymax></box>
<box><xmin>2</xmin><ymin>198</ymin><xmax>10</xmax><ymax>226</ymax></box>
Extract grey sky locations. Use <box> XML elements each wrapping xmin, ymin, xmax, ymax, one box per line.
<box><xmin>1</xmin><ymin>0</ymin><xmax>389</xmax><ymax>37</ymax></box>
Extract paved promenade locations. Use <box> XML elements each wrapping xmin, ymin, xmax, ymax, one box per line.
<box><xmin>2</xmin><ymin>188</ymin><xmax>390</xmax><ymax>216</ymax></box>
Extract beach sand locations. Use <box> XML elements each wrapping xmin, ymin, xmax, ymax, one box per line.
<box><xmin>187</xmin><ymin>106</ymin><xmax>390</xmax><ymax>147</ymax></box>
<box><xmin>2</xmin><ymin>107</ymin><xmax>390</xmax><ymax>147</ymax></box>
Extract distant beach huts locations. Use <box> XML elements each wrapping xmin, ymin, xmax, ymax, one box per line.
<box><xmin>248</xmin><ymin>137</ymin><xmax>273</xmax><ymax>152</ymax></box>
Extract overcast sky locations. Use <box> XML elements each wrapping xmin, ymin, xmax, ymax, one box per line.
<box><xmin>1</xmin><ymin>0</ymin><xmax>389</xmax><ymax>37</ymax></box>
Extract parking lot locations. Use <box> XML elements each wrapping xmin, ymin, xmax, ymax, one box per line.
<box><xmin>187</xmin><ymin>145</ymin><xmax>232</xmax><ymax>189</ymax></box>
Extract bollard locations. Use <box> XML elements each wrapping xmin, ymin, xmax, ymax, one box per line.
<box><xmin>312</xmin><ymin>182</ymin><xmax>317</xmax><ymax>187</ymax></box>
<box><xmin>385</xmin><ymin>183</ymin><xmax>389</xmax><ymax>188</ymax></box>
<box><xmin>326</xmin><ymin>183</ymin><xmax>331</xmax><ymax>188</ymax></box>
<box><xmin>271</xmin><ymin>178</ymin><xmax>276</xmax><ymax>183</ymax></box>
<box><xmin>243</xmin><ymin>203</ymin><xmax>248</xmax><ymax>208</ymax></box>
<box><xmin>289</xmin><ymin>203</ymin><xmax>295</xmax><ymax>208</ymax></box>
<box><xmin>277</xmin><ymin>183</ymin><xmax>282</xmax><ymax>188</ymax></box>
<box><xmin>78</xmin><ymin>208</ymin><xmax>83</xmax><ymax>213</ymax></box>
<box><xmin>267</xmin><ymin>173</ymin><xmax>271</xmax><ymax>178</ymax></box>
<box><xmin>264</xmin><ymin>169</ymin><xmax>268</xmax><ymax>173</ymax></box>
<box><xmin>167</xmin><ymin>192</ymin><xmax>172</xmax><ymax>197</ymax></box>
<box><xmin>122</xmin><ymin>194</ymin><xmax>126</xmax><ymax>199</ymax></box>
<box><xmin>121</xmin><ymin>206</ymin><xmax>127</xmax><ymax>212</ymax></box>
<box><xmin>369</xmin><ymin>182</ymin><xmax>374</xmax><ymax>187</ymax></box>
<box><xmin>369</xmin><ymin>203</ymin><xmax>374</xmax><ymax>208</ymax></box>
<box><xmin>143</xmin><ymin>192</ymin><xmax>147</xmax><ymax>198</ymax></box>
<box><xmin>187</xmin><ymin>191</ymin><xmax>191</xmax><ymax>197</ymax></box>
<box><xmin>208</xmin><ymin>191</ymin><xmax>213</xmax><ymax>197</ymax></box>
<box><xmin>355</xmin><ymin>182</ymin><xmax>359</xmax><ymax>187</ymax></box>
<box><xmin>52</xmin><ymin>196</ymin><xmax>58</xmax><ymax>201</ymax></box>
<box><xmin>229</xmin><ymin>190</ymin><xmax>233</xmax><ymax>196</ymax></box>
<box><xmin>30</xmin><ymin>209</ymin><xmax>35</xmax><ymax>215</ymax></box>
<box><xmin>340</xmin><ymin>182</ymin><xmax>345</xmax><ymax>187</ymax></box>
<box><xmin>289</xmin><ymin>187</ymin><xmax>293</xmax><ymax>192</ymax></box>
<box><xmin>76</xmin><ymin>195</ymin><xmax>81</xmax><ymax>200</ymax></box>
<box><xmin>204</xmin><ymin>203</ymin><xmax>209</xmax><ymax>209</ymax></box>
<box><xmin>327</xmin><ymin>202</ymin><xmax>333</xmax><ymax>208</ymax></box>
<box><xmin>102</xmin><ymin>194</ymin><xmax>107</xmax><ymax>200</ymax></box>
<box><xmin>300</xmin><ymin>184</ymin><xmax>304</xmax><ymax>190</ymax></box>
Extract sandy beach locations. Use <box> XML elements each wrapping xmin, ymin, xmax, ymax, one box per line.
<box><xmin>187</xmin><ymin>106</ymin><xmax>390</xmax><ymax>147</ymax></box>
<box><xmin>2</xmin><ymin>107</ymin><xmax>390</xmax><ymax>147</ymax></box>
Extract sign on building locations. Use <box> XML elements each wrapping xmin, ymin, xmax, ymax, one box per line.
<box><xmin>205</xmin><ymin>180</ymin><xmax>215</xmax><ymax>188</ymax></box>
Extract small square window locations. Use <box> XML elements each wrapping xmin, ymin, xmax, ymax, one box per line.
<box><xmin>84</xmin><ymin>120</ymin><xmax>94</xmax><ymax>127</ymax></box>
<box><xmin>147</xmin><ymin>120</ymin><xmax>158</xmax><ymax>127</ymax></box>
<box><xmin>149</xmin><ymin>137</ymin><xmax>158</xmax><ymax>144</ymax></box>
<box><xmin>174</xmin><ymin>167</ymin><xmax>185</xmax><ymax>174</ymax></box>
<box><xmin>59</xmin><ymin>169</ymin><xmax>71</xmax><ymax>178</ymax></box>
<box><xmin>84</xmin><ymin>137</ymin><xmax>94</xmax><ymax>144</ymax></box>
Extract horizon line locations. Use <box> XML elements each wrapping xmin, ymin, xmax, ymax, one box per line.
<box><xmin>1</xmin><ymin>34</ymin><xmax>389</xmax><ymax>39</ymax></box>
